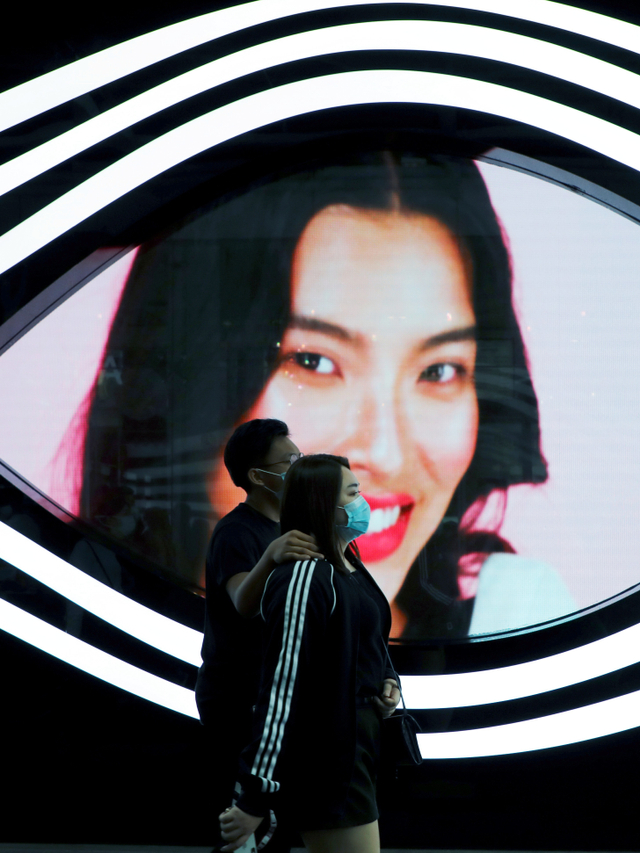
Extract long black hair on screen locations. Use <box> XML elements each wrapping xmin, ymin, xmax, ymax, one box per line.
<box><xmin>77</xmin><ymin>149</ymin><xmax>546</xmax><ymax>636</ymax></box>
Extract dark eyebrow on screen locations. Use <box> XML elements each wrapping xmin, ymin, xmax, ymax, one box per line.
<box><xmin>289</xmin><ymin>315</ymin><xmax>476</xmax><ymax>350</ymax></box>
<box><xmin>419</xmin><ymin>325</ymin><xmax>477</xmax><ymax>350</ymax></box>
<box><xmin>288</xmin><ymin>315</ymin><xmax>358</xmax><ymax>342</ymax></box>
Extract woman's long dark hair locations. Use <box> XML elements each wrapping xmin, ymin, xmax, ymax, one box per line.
<box><xmin>280</xmin><ymin>454</ymin><xmax>354</xmax><ymax>575</ymax></box>
<box><xmin>78</xmin><ymin>150</ymin><xmax>546</xmax><ymax>632</ymax></box>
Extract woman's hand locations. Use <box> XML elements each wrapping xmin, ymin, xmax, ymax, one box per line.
<box><xmin>219</xmin><ymin>805</ymin><xmax>263</xmax><ymax>852</ymax></box>
<box><xmin>373</xmin><ymin>679</ymin><xmax>401</xmax><ymax>719</ymax></box>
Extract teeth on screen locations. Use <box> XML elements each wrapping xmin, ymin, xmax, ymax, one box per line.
<box><xmin>367</xmin><ymin>506</ymin><xmax>401</xmax><ymax>535</ymax></box>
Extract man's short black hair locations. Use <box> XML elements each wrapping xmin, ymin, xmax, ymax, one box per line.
<box><xmin>224</xmin><ymin>419</ymin><xmax>290</xmax><ymax>492</ymax></box>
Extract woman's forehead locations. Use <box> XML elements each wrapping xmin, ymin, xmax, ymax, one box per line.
<box><xmin>290</xmin><ymin>205</ymin><xmax>474</xmax><ymax>337</ymax></box>
<box><xmin>341</xmin><ymin>466</ymin><xmax>359</xmax><ymax>489</ymax></box>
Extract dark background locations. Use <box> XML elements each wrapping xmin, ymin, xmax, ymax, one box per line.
<box><xmin>1</xmin><ymin>1</ymin><xmax>640</xmax><ymax>89</ymax></box>
<box><xmin>2</xmin><ymin>1</ymin><xmax>640</xmax><ymax>848</ymax></box>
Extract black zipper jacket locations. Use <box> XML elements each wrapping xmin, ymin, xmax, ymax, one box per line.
<box><xmin>236</xmin><ymin>557</ymin><xmax>395</xmax><ymax>819</ymax></box>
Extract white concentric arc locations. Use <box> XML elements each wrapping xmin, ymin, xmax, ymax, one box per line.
<box><xmin>2</xmin><ymin>511</ymin><xmax>638</xmax><ymax>710</ymax></box>
<box><xmin>2</xmin><ymin>69</ymin><xmax>640</xmax><ymax>277</ymax></box>
<box><xmin>0</xmin><ymin>521</ymin><xmax>202</xmax><ymax>666</ymax></box>
<box><xmin>3</xmin><ymin>519</ymin><xmax>640</xmax><ymax>747</ymax></box>
<box><xmin>419</xmin><ymin>689</ymin><xmax>640</xmax><ymax>758</ymax></box>
<box><xmin>400</xmin><ymin>618</ymin><xmax>640</xmax><ymax>709</ymax></box>
<box><xmin>4</xmin><ymin>590</ymin><xmax>638</xmax><ymax>751</ymax></box>
<box><xmin>3</xmin><ymin>20</ymin><xmax>640</xmax><ymax>200</ymax></box>
<box><xmin>1</xmin><ymin>0</ymin><xmax>639</xmax><ymax>133</ymax></box>
<box><xmin>0</xmin><ymin>597</ymin><xmax>199</xmax><ymax>719</ymax></box>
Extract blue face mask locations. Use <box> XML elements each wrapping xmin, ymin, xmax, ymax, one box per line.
<box><xmin>337</xmin><ymin>494</ymin><xmax>371</xmax><ymax>543</ymax></box>
<box><xmin>254</xmin><ymin>468</ymin><xmax>286</xmax><ymax>499</ymax></box>
<box><xmin>254</xmin><ymin>469</ymin><xmax>286</xmax><ymax>482</ymax></box>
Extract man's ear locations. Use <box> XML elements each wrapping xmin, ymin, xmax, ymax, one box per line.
<box><xmin>246</xmin><ymin>467</ymin><xmax>264</xmax><ymax>489</ymax></box>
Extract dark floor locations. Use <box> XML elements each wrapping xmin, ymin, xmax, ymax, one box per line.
<box><xmin>5</xmin><ymin>845</ymin><xmax>568</xmax><ymax>852</ymax></box>
<box><xmin>0</xmin><ymin>844</ymin><xmax>449</xmax><ymax>852</ymax></box>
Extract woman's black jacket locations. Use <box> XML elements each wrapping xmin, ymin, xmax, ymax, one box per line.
<box><xmin>236</xmin><ymin>557</ymin><xmax>395</xmax><ymax>819</ymax></box>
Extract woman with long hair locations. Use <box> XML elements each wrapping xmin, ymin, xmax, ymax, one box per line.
<box><xmin>219</xmin><ymin>453</ymin><xmax>399</xmax><ymax>853</ymax></box>
<box><xmin>77</xmin><ymin>150</ymin><xmax>574</xmax><ymax>637</ymax></box>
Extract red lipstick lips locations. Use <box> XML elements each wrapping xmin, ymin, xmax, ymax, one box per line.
<box><xmin>357</xmin><ymin>493</ymin><xmax>414</xmax><ymax>563</ymax></box>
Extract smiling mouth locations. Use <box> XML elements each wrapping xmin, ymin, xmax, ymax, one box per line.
<box><xmin>357</xmin><ymin>493</ymin><xmax>415</xmax><ymax>563</ymax></box>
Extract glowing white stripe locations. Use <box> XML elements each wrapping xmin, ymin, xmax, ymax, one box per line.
<box><xmin>4</xmin><ymin>521</ymin><xmax>640</xmax><ymax>742</ymax></box>
<box><xmin>2</xmin><ymin>502</ymin><xmax>638</xmax><ymax>706</ymax></box>
<box><xmin>1</xmin><ymin>1</ymin><xmax>638</xmax><ymax>133</ymax></box>
<box><xmin>0</xmin><ymin>597</ymin><xmax>199</xmax><ymax>718</ymax></box>
<box><xmin>400</xmin><ymin>620</ymin><xmax>640</xmax><ymax>709</ymax></box>
<box><xmin>0</xmin><ymin>521</ymin><xmax>202</xmax><ymax>666</ymax></box>
<box><xmin>419</xmin><ymin>689</ymin><xmax>640</xmax><ymax>758</ymax></box>
<box><xmin>3</xmin><ymin>20</ymin><xmax>640</xmax><ymax>199</ymax></box>
<box><xmin>7</xmin><ymin>583</ymin><xmax>639</xmax><ymax>747</ymax></box>
<box><xmin>2</xmin><ymin>69</ymin><xmax>640</xmax><ymax>277</ymax></box>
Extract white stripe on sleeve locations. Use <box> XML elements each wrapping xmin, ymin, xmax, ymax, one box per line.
<box><xmin>252</xmin><ymin>560</ymin><xmax>317</xmax><ymax>785</ymax></box>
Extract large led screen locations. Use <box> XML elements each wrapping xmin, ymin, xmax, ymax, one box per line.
<box><xmin>2</xmin><ymin>151</ymin><xmax>639</xmax><ymax>640</ymax></box>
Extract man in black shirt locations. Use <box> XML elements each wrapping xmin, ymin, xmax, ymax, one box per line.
<box><xmin>196</xmin><ymin>419</ymin><xmax>321</xmax><ymax>851</ymax></box>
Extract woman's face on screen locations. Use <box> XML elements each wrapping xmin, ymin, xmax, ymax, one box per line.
<box><xmin>215</xmin><ymin>204</ymin><xmax>478</xmax><ymax>600</ymax></box>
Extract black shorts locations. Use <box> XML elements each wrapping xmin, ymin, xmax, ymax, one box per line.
<box><xmin>291</xmin><ymin>706</ymin><xmax>381</xmax><ymax>832</ymax></box>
